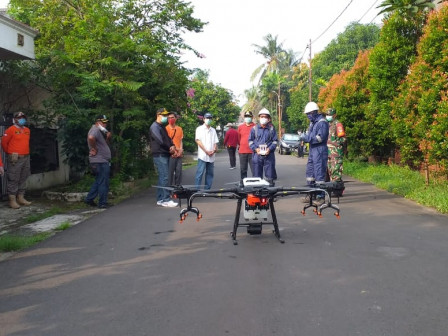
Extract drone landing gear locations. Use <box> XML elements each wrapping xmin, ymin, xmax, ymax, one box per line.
<box><xmin>179</xmin><ymin>206</ymin><xmax>202</xmax><ymax>223</ymax></box>
<box><xmin>230</xmin><ymin>198</ymin><xmax>284</xmax><ymax>245</ymax></box>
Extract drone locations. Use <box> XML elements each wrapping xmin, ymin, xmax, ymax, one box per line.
<box><xmin>154</xmin><ymin>178</ymin><xmax>341</xmax><ymax>245</ymax></box>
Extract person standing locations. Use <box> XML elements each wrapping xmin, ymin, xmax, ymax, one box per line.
<box><xmin>248</xmin><ymin>108</ymin><xmax>278</xmax><ymax>186</ymax></box>
<box><xmin>0</xmin><ymin>144</ymin><xmax>4</xmax><ymax>177</ymax></box>
<box><xmin>85</xmin><ymin>114</ymin><xmax>113</xmax><ymax>209</ymax></box>
<box><xmin>223</xmin><ymin>123</ymin><xmax>238</xmax><ymax>169</ymax></box>
<box><xmin>195</xmin><ymin>112</ymin><xmax>219</xmax><ymax>190</ymax></box>
<box><xmin>1</xmin><ymin>112</ymin><xmax>32</xmax><ymax>209</ymax></box>
<box><xmin>237</xmin><ymin>111</ymin><xmax>255</xmax><ymax>180</ymax></box>
<box><xmin>166</xmin><ymin>112</ymin><xmax>184</xmax><ymax>186</ymax></box>
<box><xmin>300</xmin><ymin>102</ymin><xmax>329</xmax><ymax>204</ymax></box>
<box><xmin>326</xmin><ymin>108</ymin><xmax>346</xmax><ymax>183</ymax></box>
<box><xmin>150</xmin><ymin>108</ymin><xmax>178</xmax><ymax>207</ymax></box>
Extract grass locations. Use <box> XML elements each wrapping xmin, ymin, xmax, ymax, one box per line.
<box><xmin>24</xmin><ymin>207</ymin><xmax>64</xmax><ymax>224</ymax></box>
<box><xmin>0</xmin><ymin>233</ymin><xmax>53</xmax><ymax>252</ymax></box>
<box><xmin>55</xmin><ymin>221</ymin><xmax>71</xmax><ymax>231</ymax></box>
<box><xmin>345</xmin><ymin>161</ymin><xmax>448</xmax><ymax>214</ymax></box>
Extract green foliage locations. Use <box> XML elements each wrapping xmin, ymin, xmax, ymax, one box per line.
<box><xmin>24</xmin><ymin>207</ymin><xmax>63</xmax><ymax>224</ymax></box>
<box><xmin>318</xmin><ymin>50</ymin><xmax>372</xmax><ymax>158</ymax></box>
<box><xmin>391</xmin><ymin>5</ymin><xmax>448</xmax><ymax>172</ymax></box>
<box><xmin>377</xmin><ymin>0</ymin><xmax>436</xmax><ymax>17</ymax></box>
<box><xmin>183</xmin><ymin>70</ymin><xmax>240</xmax><ymax>150</ymax></box>
<box><xmin>0</xmin><ymin>233</ymin><xmax>53</xmax><ymax>252</ymax></box>
<box><xmin>345</xmin><ymin>161</ymin><xmax>448</xmax><ymax>213</ymax></box>
<box><xmin>55</xmin><ymin>221</ymin><xmax>72</xmax><ymax>231</ymax></box>
<box><xmin>366</xmin><ymin>11</ymin><xmax>427</xmax><ymax>158</ymax></box>
<box><xmin>6</xmin><ymin>0</ymin><xmax>205</xmax><ymax>180</ymax></box>
<box><xmin>312</xmin><ymin>22</ymin><xmax>380</xmax><ymax>82</ymax></box>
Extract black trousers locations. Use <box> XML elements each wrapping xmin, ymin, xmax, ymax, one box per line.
<box><xmin>239</xmin><ymin>153</ymin><xmax>253</xmax><ymax>179</ymax></box>
<box><xmin>227</xmin><ymin>146</ymin><xmax>236</xmax><ymax>168</ymax></box>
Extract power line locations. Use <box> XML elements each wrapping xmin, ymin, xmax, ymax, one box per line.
<box><xmin>312</xmin><ymin>0</ymin><xmax>354</xmax><ymax>44</ymax></box>
<box><xmin>357</xmin><ymin>0</ymin><xmax>381</xmax><ymax>23</ymax></box>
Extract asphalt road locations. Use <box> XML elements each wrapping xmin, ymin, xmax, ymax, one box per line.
<box><xmin>1</xmin><ymin>152</ymin><xmax>448</xmax><ymax>336</ymax></box>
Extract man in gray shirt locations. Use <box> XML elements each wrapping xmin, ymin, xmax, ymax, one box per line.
<box><xmin>85</xmin><ymin>114</ymin><xmax>112</xmax><ymax>208</ymax></box>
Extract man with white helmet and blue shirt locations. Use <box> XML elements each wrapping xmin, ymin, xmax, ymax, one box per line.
<box><xmin>248</xmin><ymin>108</ymin><xmax>278</xmax><ymax>186</ymax></box>
<box><xmin>300</xmin><ymin>102</ymin><xmax>329</xmax><ymax>205</ymax></box>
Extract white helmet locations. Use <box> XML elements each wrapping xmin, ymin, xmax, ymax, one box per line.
<box><xmin>258</xmin><ymin>108</ymin><xmax>271</xmax><ymax>117</ymax></box>
<box><xmin>304</xmin><ymin>102</ymin><xmax>319</xmax><ymax>114</ymax></box>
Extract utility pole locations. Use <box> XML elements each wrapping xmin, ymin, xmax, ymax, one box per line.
<box><xmin>308</xmin><ymin>38</ymin><xmax>312</xmax><ymax>102</ymax></box>
<box><xmin>278</xmin><ymin>81</ymin><xmax>282</xmax><ymax>139</ymax></box>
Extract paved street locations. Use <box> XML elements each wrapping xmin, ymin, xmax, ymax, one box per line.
<box><xmin>1</xmin><ymin>152</ymin><xmax>448</xmax><ymax>336</ymax></box>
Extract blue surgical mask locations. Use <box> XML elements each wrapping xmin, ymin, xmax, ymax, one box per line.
<box><xmin>18</xmin><ymin>118</ymin><xmax>27</xmax><ymax>126</ymax></box>
<box><xmin>161</xmin><ymin>116</ymin><xmax>168</xmax><ymax>124</ymax></box>
<box><xmin>204</xmin><ymin>118</ymin><xmax>212</xmax><ymax>126</ymax></box>
<box><xmin>244</xmin><ymin>117</ymin><xmax>252</xmax><ymax>124</ymax></box>
<box><xmin>326</xmin><ymin>116</ymin><xmax>333</xmax><ymax>122</ymax></box>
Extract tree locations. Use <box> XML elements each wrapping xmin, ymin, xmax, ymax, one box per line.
<box><xmin>377</xmin><ymin>0</ymin><xmax>435</xmax><ymax>17</ymax></box>
<box><xmin>5</xmin><ymin>0</ymin><xmax>205</xmax><ymax>178</ymax></box>
<box><xmin>366</xmin><ymin>11</ymin><xmax>427</xmax><ymax>159</ymax></box>
<box><xmin>312</xmin><ymin>22</ymin><xmax>380</xmax><ymax>82</ymax></box>
<box><xmin>318</xmin><ymin>50</ymin><xmax>372</xmax><ymax>158</ymax></box>
<box><xmin>251</xmin><ymin>34</ymin><xmax>285</xmax><ymax>83</ymax></box>
<box><xmin>391</xmin><ymin>4</ymin><xmax>448</xmax><ymax>175</ymax></box>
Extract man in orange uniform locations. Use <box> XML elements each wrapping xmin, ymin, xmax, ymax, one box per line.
<box><xmin>166</xmin><ymin>112</ymin><xmax>184</xmax><ymax>186</ymax></box>
<box><xmin>1</xmin><ymin>112</ymin><xmax>32</xmax><ymax>209</ymax></box>
<box><xmin>237</xmin><ymin>111</ymin><xmax>255</xmax><ymax>180</ymax></box>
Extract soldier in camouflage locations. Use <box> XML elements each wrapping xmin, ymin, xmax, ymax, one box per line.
<box><xmin>326</xmin><ymin>108</ymin><xmax>346</xmax><ymax>183</ymax></box>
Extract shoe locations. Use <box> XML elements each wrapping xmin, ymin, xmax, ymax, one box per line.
<box><xmin>85</xmin><ymin>200</ymin><xmax>97</xmax><ymax>207</ymax></box>
<box><xmin>162</xmin><ymin>200</ymin><xmax>178</xmax><ymax>208</ymax></box>
<box><xmin>156</xmin><ymin>200</ymin><xmax>164</xmax><ymax>206</ymax></box>
<box><xmin>98</xmin><ymin>203</ymin><xmax>114</xmax><ymax>209</ymax></box>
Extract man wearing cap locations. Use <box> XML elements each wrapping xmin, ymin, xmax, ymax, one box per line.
<box><xmin>150</xmin><ymin>108</ymin><xmax>177</xmax><ymax>207</ymax></box>
<box><xmin>300</xmin><ymin>102</ymin><xmax>329</xmax><ymax>205</ymax></box>
<box><xmin>195</xmin><ymin>112</ymin><xmax>219</xmax><ymax>190</ymax></box>
<box><xmin>238</xmin><ymin>111</ymin><xmax>255</xmax><ymax>179</ymax></box>
<box><xmin>166</xmin><ymin>112</ymin><xmax>184</xmax><ymax>186</ymax></box>
<box><xmin>85</xmin><ymin>114</ymin><xmax>113</xmax><ymax>209</ymax></box>
<box><xmin>248</xmin><ymin>108</ymin><xmax>278</xmax><ymax>186</ymax></box>
<box><xmin>223</xmin><ymin>122</ymin><xmax>238</xmax><ymax>169</ymax></box>
<box><xmin>1</xmin><ymin>112</ymin><xmax>32</xmax><ymax>209</ymax></box>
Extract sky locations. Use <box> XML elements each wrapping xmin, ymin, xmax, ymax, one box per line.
<box><xmin>0</xmin><ymin>0</ymin><xmax>384</xmax><ymax>105</ymax></box>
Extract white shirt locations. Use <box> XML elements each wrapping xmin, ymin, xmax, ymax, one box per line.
<box><xmin>195</xmin><ymin>124</ymin><xmax>219</xmax><ymax>162</ymax></box>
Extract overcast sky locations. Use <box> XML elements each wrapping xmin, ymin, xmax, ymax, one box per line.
<box><xmin>0</xmin><ymin>0</ymin><xmax>384</xmax><ymax>105</ymax></box>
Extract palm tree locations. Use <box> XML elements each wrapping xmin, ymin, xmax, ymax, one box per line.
<box><xmin>242</xmin><ymin>86</ymin><xmax>262</xmax><ymax>117</ymax></box>
<box><xmin>251</xmin><ymin>34</ymin><xmax>285</xmax><ymax>83</ymax></box>
<box><xmin>377</xmin><ymin>0</ymin><xmax>435</xmax><ymax>16</ymax></box>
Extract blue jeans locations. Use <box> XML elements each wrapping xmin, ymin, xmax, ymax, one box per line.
<box><xmin>86</xmin><ymin>162</ymin><xmax>110</xmax><ymax>207</ymax></box>
<box><xmin>195</xmin><ymin>159</ymin><xmax>214</xmax><ymax>190</ymax></box>
<box><xmin>153</xmin><ymin>155</ymin><xmax>170</xmax><ymax>202</ymax></box>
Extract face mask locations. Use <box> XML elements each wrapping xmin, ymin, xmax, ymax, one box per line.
<box><xmin>326</xmin><ymin>116</ymin><xmax>333</xmax><ymax>122</ymax></box>
<box><xmin>18</xmin><ymin>118</ymin><xmax>27</xmax><ymax>126</ymax></box>
<box><xmin>244</xmin><ymin>117</ymin><xmax>252</xmax><ymax>124</ymax></box>
<box><xmin>259</xmin><ymin>117</ymin><xmax>268</xmax><ymax>125</ymax></box>
<box><xmin>168</xmin><ymin>118</ymin><xmax>176</xmax><ymax>126</ymax></box>
<box><xmin>204</xmin><ymin>118</ymin><xmax>212</xmax><ymax>126</ymax></box>
<box><xmin>160</xmin><ymin>116</ymin><xmax>168</xmax><ymax>124</ymax></box>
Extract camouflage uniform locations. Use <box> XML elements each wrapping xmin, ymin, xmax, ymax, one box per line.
<box><xmin>327</xmin><ymin>113</ymin><xmax>346</xmax><ymax>182</ymax></box>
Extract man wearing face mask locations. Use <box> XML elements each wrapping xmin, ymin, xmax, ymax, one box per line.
<box><xmin>248</xmin><ymin>108</ymin><xmax>278</xmax><ymax>186</ymax></box>
<box><xmin>195</xmin><ymin>112</ymin><xmax>219</xmax><ymax>190</ymax></box>
<box><xmin>85</xmin><ymin>114</ymin><xmax>113</xmax><ymax>209</ymax></box>
<box><xmin>166</xmin><ymin>112</ymin><xmax>184</xmax><ymax>186</ymax></box>
<box><xmin>150</xmin><ymin>108</ymin><xmax>177</xmax><ymax>207</ymax></box>
<box><xmin>326</xmin><ymin>108</ymin><xmax>346</xmax><ymax>195</ymax></box>
<box><xmin>238</xmin><ymin>111</ymin><xmax>255</xmax><ymax>180</ymax></box>
<box><xmin>300</xmin><ymin>102</ymin><xmax>329</xmax><ymax>205</ymax></box>
<box><xmin>2</xmin><ymin>112</ymin><xmax>32</xmax><ymax>209</ymax></box>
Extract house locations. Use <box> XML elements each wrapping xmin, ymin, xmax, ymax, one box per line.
<box><xmin>0</xmin><ymin>9</ymin><xmax>70</xmax><ymax>199</ymax></box>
